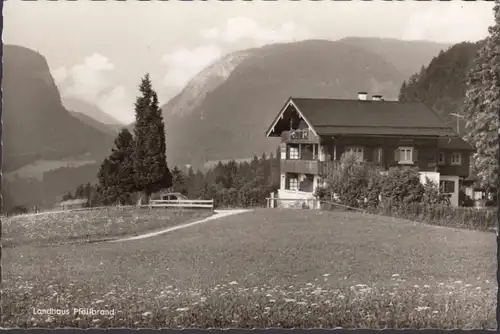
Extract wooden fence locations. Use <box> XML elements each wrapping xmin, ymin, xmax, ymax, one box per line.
<box><xmin>146</xmin><ymin>199</ymin><xmax>214</xmax><ymax>210</ymax></box>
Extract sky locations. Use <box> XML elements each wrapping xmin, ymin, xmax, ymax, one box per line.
<box><xmin>4</xmin><ymin>0</ymin><xmax>495</xmax><ymax>124</ymax></box>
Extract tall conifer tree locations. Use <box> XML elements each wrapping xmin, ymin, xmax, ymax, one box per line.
<box><xmin>133</xmin><ymin>74</ymin><xmax>172</xmax><ymax>201</ymax></box>
<box><xmin>463</xmin><ymin>1</ymin><xmax>500</xmax><ymax>192</ymax></box>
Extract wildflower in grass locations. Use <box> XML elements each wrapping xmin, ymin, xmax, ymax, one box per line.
<box><xmin>229</xmin><ymin>281</ymin><xmax>238</xmax><ymax>285</ymax></box>
<box><xmin>284</xmin><ymin>298</ymin><xmax>296</xmax><ymax>303</ymax></box>
<box><xmin>415</xmin><ymin>306</ymin><xmax>431</xmax><ymax>312</ymax></box>
<box><xmin>323</xmin><ymin>274</ymin><xmax>330</xmax><ymax>277</ymax></box>
<box><xmin>454</xmin><ymin>281</ymin><xmax>463</xmax><ymax>284</ymax></box>
<box><xmin>176</xmin><ymin>307</ymin><xmax>189</xmax><ymax>312</ymax></box>
<box><xmin>391</xmin><ymin>274</ymin><xmax>400</xmax><ymax>278</ymax></box>
<box><xmin>423</xmin><ymin>285</ymin><xmax>430</xmax><ymax>288</ymax></box>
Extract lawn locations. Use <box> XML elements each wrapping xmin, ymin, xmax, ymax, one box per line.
<box><xmin>2</xmin><ymin>208</ymin><xmax>496</xmax><ymax>329</ymax></box>
<box><xmin>2</xmin><ymin>207</ymin><xmax>214</xmax><ymax>247</ymax></box>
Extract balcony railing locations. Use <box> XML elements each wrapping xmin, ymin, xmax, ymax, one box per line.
<box><xmin>281</xmin><ymin>159</ymin><xmax>320</xmax><ymax>175</ymax></box>
<box><xmin>281</xmin><ymin>129</ymin><xmax>319</xmax><ymax>143</ymax></box>
<box><xmin>318</xmin><ymin>161</ymin><xmax>385</xmax><ymax>176</ymax></box>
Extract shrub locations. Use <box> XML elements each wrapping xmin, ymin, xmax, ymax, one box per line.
<box><xmin>319</xmin><ymin>153</ymin><xmax>383</xmax><ymax>209</ymax></box>
<box><xmin>380</xmin><ymin>167</ymin><xmax>425</xmax><ymax>207</ymax></box>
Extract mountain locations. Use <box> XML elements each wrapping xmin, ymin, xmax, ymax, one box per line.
<box><xmin>2</xmin><ymin>45</ymin><xmax>116</xmax><ymax>209</ymax></box>
<box><xmin>69</xmin><ymin>110</ymin><xmax>120</xmax><ymax>136</ymax></box>
<box><xmin>339</xmin><ymin>37</ymin><xmax>451</xmax><ymax>78</ymax></box>
<box><xmin>3</xmin><ymin>45</ymin><xmax>116</xmax><ymax>172</ymax></box>
<box><xmin>399</xmin><ymin>41</ymin><xmax>483</xmax><ymax>134</ymax></box>
<box><xmin>165</xmin><ymin>50</ymin><xmax>255</xmax><ymax>118</ymax></box>
<box><xmin>161</xmin><ymin>39</ymin><xmax>407</xmax><ymax>168</ymax></box>
<box><xmin>63</xmin><ymin>97</ymin><xmax>124</xmax><ymax>125</ymax></box>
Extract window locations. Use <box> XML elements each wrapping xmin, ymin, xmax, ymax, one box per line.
<box><xmin>299</xmin><ymin>174</ymin><xmax>314</xmax><ymax>192</ymax></box>
<box><xmin>374</xmin><ymin>147</ymin><xmax>383</xmax><ymax>164</ymax></box>
<box><xmin>344</xmin><ymin>146</ymin><xmax>364</xmax><ymax>161</ymax></box>
<box><xmin>280</xmin><ymin>143</ymin><xmax>287</xmax><ymax>160</ymax></box>
<box><xmin>301</xmin><ymin>144</ymin><xmax>315</xmax><ymax>160</ymax></box>
<box><xmin>286</xmin><ymin>173</ymin><xmax>299</xmax><ymax>191</ymax></box>
<box><xmin>398</xmin><ymin>147</ymin><xmax>413</xmax><ymax>164</ymax></box>
<box><xmin>440</xmin><ymin>180</ymin><xmax>455</xmax><ymax>194</ymax></box>
<box><xmin>450</xmin><ymin>152</ymin><xmax>462</xmax><ymax>165</ymax></box>
<box><xmin>288</xmin><ymin>144</ymin><xmax>299</xmax><ymax>160</ymax></box>
<box><xmin>289</xmin><ymin>178</ymin><xmax>299</xmax><ymax>191</ymax></box>
<box><xmin>438</xmin><ymin>152</ymin><xmax>445</xmax><ymax>165</ymax></box>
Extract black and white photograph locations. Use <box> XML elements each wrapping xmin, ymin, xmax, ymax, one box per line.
<box><xmin>1</xmin><ymin>0</ymin><xmax>499</xmax><ymax>329</ymax></box>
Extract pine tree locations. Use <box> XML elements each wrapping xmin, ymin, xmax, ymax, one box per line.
<box><xmin>133</xmin><ymin>74</ymin><xmax>173</xmax><ymax>202</ymax></box>
<box><xmin>97</xmin><ymin>158</ymin><xmax>113</xmax><ymax>205</ymax></box>
<box><xmin>96</xmin><ymin>129</ymin><xmax>137</xmax><ymax>205</ymax></box>
<box><xmin>75</xmin><ymin>184</ymin><xmax>85</xmax><ymax>198</ymax></box>
<box><xmin>171</xmin><ymin>166</ymin><xmax>188</xmax><ymax>195</ymax></box>
<box><xmin>463</xmin><ymin>1</ymin><xmax>500</xmax><ymax>192</ymax></box>
<box><xmin>398</xmin><ymin>81</ymin><xmax>407</xmax><ymax>102</ymax></box>
<box><xmin>111</xmin><ymin>128</ymin><xmax>137</xmax><ymax>204</ymax></box>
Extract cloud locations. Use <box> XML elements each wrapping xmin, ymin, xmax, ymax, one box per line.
<box><xmin>402</xmin><ymin>3</ymin><xmax>492</xmax><ymax>43</ymax></box>
<box><xmin>201</xmin><ymin>17</ymin><xmax>309</xmax><ymax>45</ymax></box>
<box><xmin>53</xmin><ymin>53</ymin><xmax>135</xmax><ymax>124</ymax></box>
<box><xmin>162</xmin><ymin>44</ymin><xmax>222</xmax><ymax>89</ymax></box>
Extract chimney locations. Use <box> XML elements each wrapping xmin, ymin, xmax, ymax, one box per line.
<box><xmin>357</xmin><ymin>92</ymin><xmax>368</xmax><ymax>101</ymax></box>
<box><xmin>372</xmin><ymin>94</ymin><xmax>384</xmax><ymax>101</ymax></box>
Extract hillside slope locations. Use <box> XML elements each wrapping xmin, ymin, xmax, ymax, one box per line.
<box><xmin>2</xmin><ymin>45</ymin><xmax>117</xmax><ymax>210</ymax></box>
<box><xmin>339</xmin><ymin>37</ymin><xmax>450</xmax><ymax>78</ymax></box>
<box><xmin>63</xmin><ymin>97</ymin><xmax>123</xmax><ymax>125</ymax></box>
<box><xmin>69</xmin><ymin>111</ymin><xmax>120</xmax><ymax>137</ymax></box>
<box><xmin>399</xmin><ymin>41</ymin><xmax>483</xmax><ymax>133</ymax></box>
<box><xmin>162</xmin><ymin>39</ymin><xmax>406</xmax><ymax>168</ymax></box>
<box><xmin>3</xmin><ymin>45</ymin><xmax>115</xmax><ymax>173</ymax></box>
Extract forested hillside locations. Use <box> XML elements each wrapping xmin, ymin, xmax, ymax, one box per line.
<box><xmin>398</xmin><ymin>41</ymin><xmax>484</xmax><ymax>133</ymax></box>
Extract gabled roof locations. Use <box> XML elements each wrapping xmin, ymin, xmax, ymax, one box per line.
<box><xmin>266</xmin><ymin>97</ymin><xmax>458</xmax><ymax>138</ymax></box>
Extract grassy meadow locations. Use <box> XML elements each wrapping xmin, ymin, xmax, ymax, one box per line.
<box><xmin>1</xmin><ymin>208</ymin><xmax>496</xmax><ymax>328</ymax></box>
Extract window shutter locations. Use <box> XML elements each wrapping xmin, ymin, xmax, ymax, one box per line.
<box><xmin>394</xmin><ymin>148</ymin><xmax>400</xmax><ymax>162</ymax></box>
<box><xmin>413</xmin><ymin>149</ymin><xmax>419</xmax><ymax>163</ymax></box>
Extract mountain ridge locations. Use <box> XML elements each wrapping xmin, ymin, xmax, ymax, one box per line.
<box><xmin>161</xmin><ymin>39</ymin><xmax>408</xmax><ymax>169</ymax></box>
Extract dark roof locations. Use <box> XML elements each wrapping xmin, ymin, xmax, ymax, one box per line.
<box><xmin>437</xmin><ymin>138</ymin><xmax>475</xmax><ymax>151</ymax></box>
<box><xmin>290</xmin><ymin>97</ymin><xmax>457</xmax><ymax>137</ymax></box>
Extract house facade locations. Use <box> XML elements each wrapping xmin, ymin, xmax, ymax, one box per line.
<box><xmin>265</xmin><ymin>94</ymin><xmax>475</xmax><ymax>207</ymax></box>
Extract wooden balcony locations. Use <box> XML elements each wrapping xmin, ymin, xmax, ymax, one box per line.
<box><xmin>281</xmin><ymin>159</ymin><xmax>320</xmax><ymax>175</ymax></box>
<box><xmin>318</xmin><ymin>161</ymin><xmax>341</xmax><ymax>176</ymax></box>
<box><xmin>281</xmin><ymin>129</ymin><xmax>319</xmax><ymax>143</ymax></box>
<box><xmin>318</xmin><ymin>161</ymin><xmax>384</xmax><ymax>176</ymax></box>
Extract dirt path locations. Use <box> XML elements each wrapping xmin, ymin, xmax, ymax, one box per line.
<box><xmin>109</xmin><ymin>209</ymin><xmax>251</xmax><ymax>242</ymax></box>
